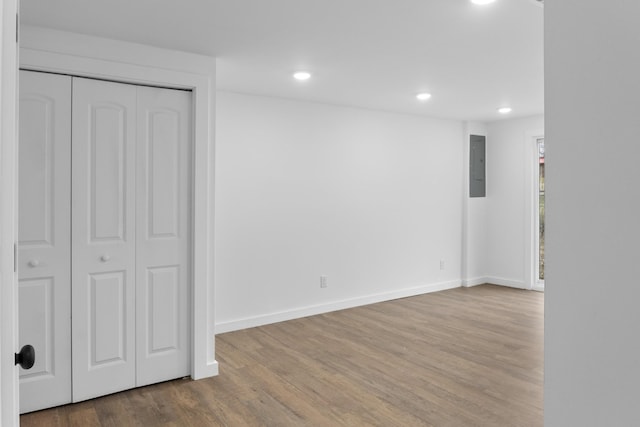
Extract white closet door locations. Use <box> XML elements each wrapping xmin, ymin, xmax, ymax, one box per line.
<box><xmin>18</xmin><ymin>71</ymin><xmax>72</xmax><ymax>413</ymax></box>
<box><xmin>135</xmin><ymin>86</ymin><xmax>191</xmax><ymax>386</ymax></box>
<box><xmin>71</xmin><ymin>78</ymin><xmax>137</xmax><ymax>402</ymax></box>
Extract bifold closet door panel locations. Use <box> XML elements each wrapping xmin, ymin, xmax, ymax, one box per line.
<box><xmin>18</xmin><ymin>70</ymin><xmax>72</xmax><ymax>413</ymax></box>
<box><xmin>135</xmin><ymin>86</ymin><xmax>191</xmax><ymax>386</ymax></box>
<box><xmin>71</xmin><ymin>77</ymin><xmax>137</xmax><ymax>402</ymax></box>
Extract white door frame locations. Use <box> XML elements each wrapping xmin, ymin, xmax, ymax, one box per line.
<box><xmin>533</xmin><ymin>136</ymin><xmax>545</xmax><ymax>291</ymax></box>
<box><xmin>0</xmin><ymin>0</ymin><xmax>19</xmax><ymax>425</ymax></box>
<box><xmin>18</xmin><ymin>27</ymin><xmax>218</xmax><ymax>381</ymax></box>
<box><xmin>525</xmin><ymin>129</ymin><xmax>545</xmax><ymax>292</ymax></box>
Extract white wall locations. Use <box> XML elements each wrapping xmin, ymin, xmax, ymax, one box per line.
<box><xmin>215</xmin><ymin>92</ymin><xmax>464</xmax><ymax>331</ymax></box>
<box><xmin>545</xmin><ymin>1</ymin><xmax>640</xmax><ymax>425</ymax></box>
<box><xmin>484</xmin><ymin>115</ymin><xmax>544</xmax><ymax>289</ymax></box>
<box><xmin>462</xmin><ymin>122</ymin><xmax>488</xmax><ymax>286</ymax></box>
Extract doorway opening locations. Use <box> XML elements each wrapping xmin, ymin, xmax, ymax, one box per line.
<box><xmin>535</xmin><ymin>137</ymin><xmax>545</xmax><ymax>287</ymax></box>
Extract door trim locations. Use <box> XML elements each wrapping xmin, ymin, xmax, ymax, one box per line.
<box><xmin>0</xmin><ymin>0</ymin><xmax>19</xmax><ymax>424</ymax></box>
<box><xmin>19</xmin><ymin>27</ymin><xmax>218</xmax><ymax>380</ymax></box>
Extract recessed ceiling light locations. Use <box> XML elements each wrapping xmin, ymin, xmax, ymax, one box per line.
<box><xmin>498</xmin><ymin>107</ymin><xmax>513</xmax><ymax>114</ymax></box>
<box><xmin>416</xmin><ymin>93</ymin><xmax>432</xmax><ymax>101</ymax></box>
<box><xmin>293</xmin><ymin>71</ymin><xmax>311</xmax><ymax>81</ymax></box>
<box><xmin>471</xmin><ymin>0</ymin><xmax>496</xmax><ymax>4</ymax></box>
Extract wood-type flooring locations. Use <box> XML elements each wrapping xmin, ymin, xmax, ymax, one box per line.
<box><xmin>21</xmin><ymin>284</ymin><xmax>543</xmax><ymax>426</ymax></box>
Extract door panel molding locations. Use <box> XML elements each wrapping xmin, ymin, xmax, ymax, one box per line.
<box><xmin>18</xmin><ymin>70</ymin><xmax>73</xmax><ymax>413</ymax></box>
<box><xmin>71</xmin><ymin>77</ymin><xmax>137</xmax><ymax>402</ymax></box>
<box><xmin>135</xmin><ymin>85</ymin><xmax>191</xmax><ymax>386</ymax></box>
<box><xmin>18</xmin><ymin>95</ymin><xmax>55</xmax><ymax>247</ymax></box>
<box><xmin>18</xmin><ymin>277</ymin><xmax>54</xmax><ymax>379</ymax></box>
<box><xmin>88</xmin><ymin>104</ymin><xmax>129</xmax><ymax>242</ymax></box>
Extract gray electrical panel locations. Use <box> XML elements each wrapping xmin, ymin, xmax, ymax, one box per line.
<box><xmin>470</xmin><ymin>135</ymin><xmax>486</xmax><ymax>198</ymax></box>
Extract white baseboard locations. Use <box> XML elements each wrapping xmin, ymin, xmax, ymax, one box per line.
<box><xmin>485</xmin><ymin>276</ymin><xmax>527</xmax><ymax>289</ymax></box>
<box><xmin>471</xmin><ymin>276</ymin><xmax>543</xmax><ymax>292</ymax></box>
<box><xmin>193</xmin><ymin>360</ymin><xmax>219</xmax><ymax>380</ymax></box>
<box><xmin>462</xmin><ymin>277</ymin><xmax>488</xmax><ymax>287</ymax></box>
<box><xmin>215</xmin><ymin>280</ymin><xmax>462</xmax><ymax>334</ymax></box>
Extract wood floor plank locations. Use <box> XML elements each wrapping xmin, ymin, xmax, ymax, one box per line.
<box><xmin>21</xmin><ymin>285</ymin><xmax>543</xmax><ymax>426</ymax></box>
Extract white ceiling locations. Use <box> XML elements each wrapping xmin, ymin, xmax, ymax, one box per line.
<box><xmin>20</xmin><ymin>0</ymin><xmax>543</xmax><ymax>122</ymax></box>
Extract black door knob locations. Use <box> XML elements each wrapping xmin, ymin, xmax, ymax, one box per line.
<box><xmin>15</xmin><ymin>345</ymin><xmax>35</xmax><ymax>370</ymax></box>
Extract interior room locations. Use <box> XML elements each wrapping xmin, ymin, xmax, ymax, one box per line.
<box><xmin>1</xmin><ymin>0</ymin><xmax>639</xmax><ymax>426</ymax></box>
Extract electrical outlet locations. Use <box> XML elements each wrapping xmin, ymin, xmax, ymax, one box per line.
<box><xmin>320</xmin><ymin>276</ymin><xmax>328</xmax><ymax>288</ymax></box>
<box><xmin>440</xmin><ymin>259</ymin><xmax>445</xmax><ymax>270</ymax></box>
